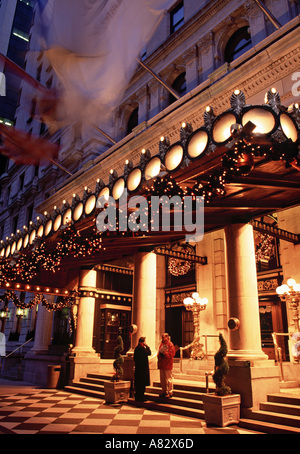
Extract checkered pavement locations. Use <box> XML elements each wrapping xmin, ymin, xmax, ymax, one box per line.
<box><xmin>0</xmin><ymin>389</ymin><xmax>257</xmax><ymax>434</ymax></box>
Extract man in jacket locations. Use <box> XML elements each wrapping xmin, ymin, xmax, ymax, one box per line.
<box><xmin>133</xmin><ymin>336</ymin><xmax>151</xmax><ymax>402</ymax></box>
<box><xmin>157</xmin><ymin>333</ymin><xmax>175</xmax><ymax>398</ymax></box>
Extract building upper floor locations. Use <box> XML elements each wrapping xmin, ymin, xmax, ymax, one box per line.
<box><xmin>0</xmin><ymin>0</ymin><xmax>300</xmax><ymax>241</ymax></box>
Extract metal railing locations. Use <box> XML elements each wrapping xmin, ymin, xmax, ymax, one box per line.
<box><xmin>179</xmin><ymin>334</ymin><xmax>219</xmax><ymax>374</ymax></box>
<box><xmin>271</xmin><ymin>332</ymin><xmax>289</xmax><ymax>382</ymax></box>
<box><xmin>0</xmin><ymin>338</ymin><xmax>33</xmax><ymax>380</ymax></box>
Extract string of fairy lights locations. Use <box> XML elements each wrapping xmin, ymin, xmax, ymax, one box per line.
<box><xmin>0</xmin><ymin>289</ymin><xmax>78</xmax><ymax>312</ymax></box>
<box><xmin>0</xmin><ymin>89</ymin><xmax>299</xmax><ymax>297</ymax></box>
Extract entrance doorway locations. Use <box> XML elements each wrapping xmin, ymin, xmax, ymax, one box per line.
<box><xmin>93</xmin><ymin>302</ymin><xmax>131</xmax><ymax>359</ymax></box>
<box><xmin>165</xmin><ymin>305</ymin><xmax>194</xmax><ymax>357</ymax></box>
<box><xmin>259</xmin><ymin>297</ymin><xmax>289</xmax><ymax>361</ymax></box>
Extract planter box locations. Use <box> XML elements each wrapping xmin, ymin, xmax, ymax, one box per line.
<box><xmin>202</xmin><ymin>393</ymin><xmax>241</xmax><ymax>427</ymax></box>
<box><xmin>104</xmin><ymin>381</ymin><xmax>131</xmax><ymax>404</ymax></box>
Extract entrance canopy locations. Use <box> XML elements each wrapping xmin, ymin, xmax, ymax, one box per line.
<box><xmin>0</xmin><ymin>89</ymin><xmax>300</xmax><ymax>295</ymax></box>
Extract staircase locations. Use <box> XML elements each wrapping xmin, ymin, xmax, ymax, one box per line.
<box><xmin>65</xmin><ymin>373</ymin><xmax>212</xmax><ymax>419</ymax></box>
<box><xmin>239</xmin><ymin>393</ymin><xmax>300</xmax><ymax>434</ymax></box>
<box><xmin>0</xmin><ymin>357</ymin><xmax>26</xmax><ymax>380</ymax></box>
<box><xmin>0</xmin><ymin>341</ymin><xmax>33</xmax><ymax>381</ymax></box>
<box><xmin>65</xmin><ymin>370</ymin><xmax>300</xmax><ymax>434</ymax></box>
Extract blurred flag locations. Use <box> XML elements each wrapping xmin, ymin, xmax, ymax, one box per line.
<box><xmin>0</xmin><ymin>124</ymin><xmax>59</xmax><ymax>165</ymax></box>
<box><xmin>36</xmin><ymin>0</ymin><xmax>176</xmax><ymax>126</ymax></box>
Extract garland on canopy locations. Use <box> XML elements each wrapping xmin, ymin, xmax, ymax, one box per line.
<box><xmin>0</xmin><ymin>289</ymin><xmax>78</xmax><ymax>312</ymax></box>
<box><xmin>0</xmin><ymin>92</ymin><xmax>299</xmax><ymax>285</ymax></box>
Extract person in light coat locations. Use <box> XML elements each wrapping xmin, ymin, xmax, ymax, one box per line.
<box><xmin>157</xmin><ymin>333</ymin><xmax>175</xmax><ymax>398</ymax></box>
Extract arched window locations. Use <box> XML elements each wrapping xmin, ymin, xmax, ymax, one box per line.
<box><xmin>225</xmin><ymin>26</ymin><xmax>252</xmax><ymax>63</ymax></box>
<box><xmin>127</xmin><ymin>107</ymin><xmax>139</xmax><ymax>135</ymax></box>
<box><xmin>169</xmin><ymin>72</ymin><xmax>186</xmax><ymax>105</ymax></box>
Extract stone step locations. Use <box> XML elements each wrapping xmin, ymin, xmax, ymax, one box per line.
<box><xmin>245</xmin><ymin>408</ymin><xmax>300</xmax><ymax>428</ymax></box>
<box><xmin>173</xmin><ymin>373</ymin><xmax>214</xmax><ymax>382</ymax></box>
<box><xmin>127</xmin><ymin>397</ymin><xmax>205</xmax><ymax>420</ymax></box>
<box><xmin>145</xmin><ymin>390</ymin><xmax>205</xmax><ymax>411</ymax></box>
<box><xmin>154</xmin><ymin>379</ymin><xmax>215</xmax><ymax>393</ymax></box>
<box><xmin>267</xmin><ymin>392</ymin><xmax>300</xmax><ymax>406</ymax></box>
<box><xmin>0</xmin><ymin>359</ymin><xmax>25</xmax><ymax>381</ymax></box>
<box><xmin>239</xmin><ymin>418</ymin><xmax>300</xmax><ymax>434</ymax></box>
<box><xmin>279</xmin><ymin>380</ymin><xmax>299</xmax><ymax>389</ymax></box>
<box><xmin>173</xmin><ymin>360</ymin><xmax>214</xmax><ymax>374</ymax></box>
<box><xmin>260</xmin><ymin>401</ymin><xmax>300</xmax><ymax>417</ymax></box>
<box><xmin>64</xmin><ymin>373</ymin><xmax>300</xmax><ymax>433</ymax></box>
<box><xmin>147</xmin><ymin>385</ymin><xmax>208</xmax><ymax>401</ymax></box>
<box><xmin>65</xmin><ymin>385</ymin><xmax>105</xmax><ymax>400</ymax></box>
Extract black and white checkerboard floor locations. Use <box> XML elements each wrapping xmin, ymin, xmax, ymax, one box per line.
<box><xmin>0</xmin><ymin>388</ymin><xmax>260</xmax><ymax>434</ymax></box>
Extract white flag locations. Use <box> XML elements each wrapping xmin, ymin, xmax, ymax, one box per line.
<box><xmin>36</xmin><ymin>0</ymin><xmax>176</xmax><ymax>126</ymax></box>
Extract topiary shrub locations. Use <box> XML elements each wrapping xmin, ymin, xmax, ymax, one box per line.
<box><xmin>112</xmin><ymin>331</ymin><xmax>124</xmax><ymax>381</ymax></box>
<box><xmin>212</xmin><ymin>333</ymin><xmax>231</xmax><ymax>396</ymax></box>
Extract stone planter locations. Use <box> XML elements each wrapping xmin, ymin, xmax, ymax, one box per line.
<box><xmin>202</xmin><ymin>393</ymin><xmax>241</xmax><ymax>427</ymax></box>
<box><xmin>104</xmin><ymin>381</ymin><xmax>131</xmax><ymax>404</ymax></box>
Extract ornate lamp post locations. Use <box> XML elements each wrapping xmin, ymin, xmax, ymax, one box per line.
<box><xmin>183</xmin><ymin>292</ymin><xmax>208</xmax><ymax>360</ymax></box>
<box><xmin>276</xmin><ymin>278</ymin><xmax>300</xmax><ymax>331</ymax></box>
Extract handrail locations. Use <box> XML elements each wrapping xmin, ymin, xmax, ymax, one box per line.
<box><xmin>0</xmin><ymin>338</ymin><xmax>34</xmax><ymax>378</ymax></box>
<box><xmin>179</xmin><ymin>334</ymin><xmax>219</xmax><ymax>374</ymax></box>
<box><xmin>271</xmin><ymin>332</ymin><xmax>289</xmax><ymax>382</ymax></box>
<box><xmin>4</xmin><ymin>338</ymin><xmax>34</xmax><ymax>359</ymax></box>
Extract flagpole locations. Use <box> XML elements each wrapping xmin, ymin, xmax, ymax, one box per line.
<box><xmin>0</xmin><ymin>53</ymin><xmax>48</xmax><ymax>93</ymax></box>
<box><xmin>137</xmin><ymin>59</ymin><xmax>181</xmax><ymax>100</ymax></box>
<box><xmin>45</xmin><ymin>157</ymin><xmax>73</xmax><ymax>176</ymax></box>
<box><xmin>87</xmin><ymin>121</ymin><xmax>116</xmax><ymax>145</ymax></box>
<box><xmin>253</xmin><ymin>0</ymin><xmax>281</xmax><ymax>29</ymax></box>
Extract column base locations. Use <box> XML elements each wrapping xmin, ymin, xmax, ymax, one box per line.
<box><xmin>227</xmin><ymin>349</ymin><xmax>269</xmax><ymax>361</ymax></box>
<box><xmin>68</xmin><ymin>353</ymin><xmax>101</xmax><ymax>384</ymax></box>
<box><xmin>71</xmin><ymin>347</ymin><xmax>97</xmax><ymax>356</ymax></box>
<box><xmin>226</xmin><ymin>359</ymin><xmax>280</xmax><ymax>410</ymax></box>
<box><xmin>23</xmin><ymin>352</ymin><xmax>65</xmax><ymax>387</ymax></box>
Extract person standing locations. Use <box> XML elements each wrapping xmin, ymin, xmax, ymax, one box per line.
<box><xmin>133</xmin><ymin>336</ymin><xmax>151</xmax><ymax>402</ymax></box>
<box><xmin>157</xmin><ymin>333</ymin><xmax>175</xmax><ymax>398</ymax></box>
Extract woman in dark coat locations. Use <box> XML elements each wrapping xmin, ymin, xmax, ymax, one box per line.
<box><xmin>133</xmin><ymin>336</ymin><xmax>151</xmax><ymax>402</ymax></box>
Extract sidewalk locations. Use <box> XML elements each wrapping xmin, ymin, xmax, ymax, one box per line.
<box><xmin>0</xmin><ymin>378</ymin><xmax>263</xmax><ymax>435</ymax></box>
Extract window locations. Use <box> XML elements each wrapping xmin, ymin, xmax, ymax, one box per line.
<box><xmin>46</xmin><ymin>76</ymin><xmax>53</xmax><ymax>89</ymax></box>
<box><xmin>19</xmin><ymin>172</ymin><xmax>25</xmax><ymax>191</ymax></box>
<box><xmin>13</xmin><ymin>215</ymin><xmax>19</xmax><ymax>234</ymax></box>
<box><xmin>27</xmin><ymin>204</ymin><xmax>34</xmax><ymax>224</ymax></box>
<box><xmin>169</xmin><ymin>72</ymin><xmax>186</xmax><ymax>105</ymax></box>
<box><xmin>127</xmin><ymin>107</ymin><xmax>139</xmax><ymax>135</ymax></box>
<box><xmin>170</xmin><ymin>1</ymin><xmax>184</xmax><ymax>34</ymax></box>
<box><xmin>36</xmin><ymin>64</ymin><xmax>42</xmax><ymax>82</ymax></box>
<box><xmin>225</xmin><ymin>26</ymin><xmax>252</xmax><ymax>63</ymax></box>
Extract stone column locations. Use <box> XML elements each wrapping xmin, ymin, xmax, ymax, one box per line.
<box><xmin>224</xmin><ymin>223</ymin><xmax>280</xmax><ymax>409</ymax></box>
<box><xmin>23</xmin><ymin>297</ymin><xmax>55</xmax><ymax>386</ymax></box>
<box><xmin>69</xmin><ymin>268</ymin><xmax>100</xmax><ymax>382</ymax></box>
<box><xmin>225</xmin><ymin>223</ymin><xmax>267</xmax><ymax>361</ymax></box>
<box><xmin>72</xmin><ymin>268</ymin><xmax>97</xmax><ymax>355</ymax></box>
<box><xmin>123</xmin><ymin>251</ymin><xmax>157</xmax><ymax>382</ymax></box>
<box><xmin>29</xmin><ymin>302</ymin><xmax>53</xmax><ymax>355</ymax></box>
<box><xmin>131</xmin><ymin>251</ymin><xmax>157</xmax><ymax>350</ymax></box>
